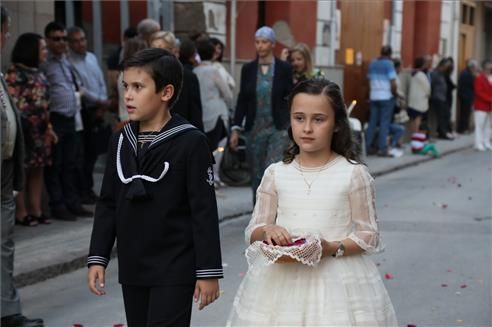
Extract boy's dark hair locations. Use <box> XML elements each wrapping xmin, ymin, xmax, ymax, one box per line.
<box><xmin>283</xmin><ymin>78</ymin><xmax>362</xmax><ymax>165</ymax></box>
<box><xmin>196</xmin><ymin>39</ymin><xmax>215</xmax><ymax>61</ymax></box>
<box><xmin>11</xmin><ymin>33</ymin><xmax>43</xmax><ymax>68</ymax></box>
<box><xmin>209</xmin><ymin>37</ymin><xmax>224</xmax><ymax>62</ymax></box>
<box><xmin>124</xmin><ymin>48</ymin><xmax>183</xmax><ymax>108</ymax></box>
<box><xmin>414</xmin><ymin>56</ymin><xmax>425</xmax><ymax>69</ymax></box>
<box><xmin>44</xmin><ymin>21</ymin><xmax>65</xmax><ymax>38</ymax></box>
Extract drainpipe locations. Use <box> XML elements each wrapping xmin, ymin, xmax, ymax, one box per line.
<box><xmin>92</xmin><ymin>0</ymin><xmax>103</xmax><ymax>65</ymax></box>
<box><xmin>330</xmin><ymin>0</ymin><xmax>336</xmax><ymax>65</ymax></box>
<box><xmin>65</xmin><ymin>0</ymin><xmax>74</xmax><ymax>28</ymax></box>
<box><xmin>120</xmin><ymin>0</ymin><xmax>129</xmax><ymax>35</ymax></box>
<box><xmin>161</xmin><ymin>0</ymin><xmax>174</xmax><ymax>32</ymax></box>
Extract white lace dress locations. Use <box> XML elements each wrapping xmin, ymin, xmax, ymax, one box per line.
<box><xmin>227</xmin><ymin>156</ymin><xmax>398</xmax><ymax>326</ymax></box>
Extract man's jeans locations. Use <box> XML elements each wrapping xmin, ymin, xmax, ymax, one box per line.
<box><xmin>365</xmin><ymin>99</ymin><xmax>395</xmax><ymax>153</ymax></box>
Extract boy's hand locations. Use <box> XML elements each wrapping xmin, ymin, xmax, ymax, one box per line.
<box><xmin>88</xmin><ymin>265</ymin><xmax>106</xmax><ymax>296</ymax></box>
<box><xmin>194</xmin><ymin>279</ymin><xmax>220</xmax><ymax>310</ymax></box>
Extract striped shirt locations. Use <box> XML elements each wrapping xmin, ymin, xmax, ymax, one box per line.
<box><xmin>68</xmin><ymin>50</ymin><xmax>107</xmax><ymax>108</ymax></box>
<box><xmin>41</xmin><ymin>53</ymin><xmax>80</xmax><ymax>117</ymax></box>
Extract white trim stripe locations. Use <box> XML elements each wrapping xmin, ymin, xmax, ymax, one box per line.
<box><xmin>149</xmin><ymin>124</ymin><xmax>196</xmax><ymax>147</ymax></box>
<box><xmin>123</xmin><ymin>124</ymin><xmax>137</xmax><ymax>154</ymax></box>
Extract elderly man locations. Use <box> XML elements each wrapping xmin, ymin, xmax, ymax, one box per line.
<box><xmin>41</xmin><ymin>21</ymin><xmax>92</xmax><ymax>220</ymax></box>
<box><xmin>137</xmin><ymin>18</ymin><xmax>160</xmax><ymax>46</ymax></box>
<box><xmin>1</xmin><ymin>7</ymin><xmax>44</xmax><ymax>327</ymax></box>
<box><xmin>67</xmin><ymin>26</ymin><xmax>109</xmax><ymax>204</ymax></box>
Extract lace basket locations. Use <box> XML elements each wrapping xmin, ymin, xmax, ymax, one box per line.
<box><xmin>245</xmin><ymin>234</ymin><xmax>322</xmax><ymax>268</ymax></box>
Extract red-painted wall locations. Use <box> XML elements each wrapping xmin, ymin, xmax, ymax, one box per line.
<box><xmin>401</xmin><ymin>0</ymin><xmax>416</xmax><ymax>68</ymax></box>
<box><xmin>413</xmin><ymin>1</ymin><xmax>441</xmax><ymax>59</ymax></box>
<box><xmin>225</xmin><ymin>1</ymin><xmax>259</xmax><ymax>61</ymax></box>
<box><xmin>265</xmin><ymin>0</ymin><xmax>317</xmax><ymax>57</ymax></box>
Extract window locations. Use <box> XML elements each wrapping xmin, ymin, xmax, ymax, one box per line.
<box><xmin>461</xmin><ymin>4</ymin><xmax>468</xmax><ymax>24</ymax></box>
<box><xmin>469</xmin><ymin>7</ymin><xmax>475</xmax><ymax>26</ymax></box>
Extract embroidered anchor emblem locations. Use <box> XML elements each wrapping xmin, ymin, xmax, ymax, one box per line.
<box><xmin>206</xmin><ymin>167</ymin><xmax>214</xmax><ymax>186</ymax></box>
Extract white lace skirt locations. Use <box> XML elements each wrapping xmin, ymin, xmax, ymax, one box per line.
<box><xmin>226</xmin><ymin>254</ymin><xmax>398</xmax><ymax>326</ymax></box>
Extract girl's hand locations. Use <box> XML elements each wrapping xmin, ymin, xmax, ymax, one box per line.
<box><xmin>194</xmin><ymin>279</ymin><xmax>220</xmax><ymax>310</ymax></box>
<box><xmin>87</xmin><ymin>265</ymin><xmax>106</xmax><ymax>296</ymax></box>
<box><xmin>262</xmin><ymin>224</ymin><xmax>292</xmax><ymax>246</ymax></box>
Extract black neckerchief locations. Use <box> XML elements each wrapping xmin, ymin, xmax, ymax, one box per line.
<box><xmin>117</xmin><ymin>114</ymin><xmax>197</xmax><ymax>200</ymax></box>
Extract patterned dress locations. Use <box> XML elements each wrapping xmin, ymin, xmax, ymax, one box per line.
<box><xmin>6</xmin><ymin>64</ymin><xmax>52</xmax><ymax>167</ymax></box>
<box><xmin>246</xmin><ymin>63</ymin><xmax>288</xmax><ymax>196</ymax></box>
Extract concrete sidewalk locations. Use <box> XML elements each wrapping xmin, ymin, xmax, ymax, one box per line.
<box><xmin>13</xmin><ymin>134</ymin><xmax>475</xmax><ymax>288</ymax></box>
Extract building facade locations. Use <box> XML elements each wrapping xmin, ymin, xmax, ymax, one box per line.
<box><xmin>2</xmin><ymin>0</ymin><xmax>490</xmax><ymax>124</ymax></box>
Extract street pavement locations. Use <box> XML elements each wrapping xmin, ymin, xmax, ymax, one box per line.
<box><xmin>17</xmin><ymin>139</ymin><xmax>491</xmax><ymax>327</ymax></box>
<box><xmin>13</xmin><ymin>134</ymin><xmax>474</xmax><ymax>287</ymax></box>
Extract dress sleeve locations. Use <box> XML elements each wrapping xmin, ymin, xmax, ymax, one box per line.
<box><xmin>347</xmin><ymin>164</ymin><xmax>383</xmax><ymax>254</ymax></box>
<box><xmin>245</xmin><ymin>164</ymin><xmax>278</xmax><ymax>244</ymax></box>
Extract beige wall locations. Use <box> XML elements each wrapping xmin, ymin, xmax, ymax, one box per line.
<box><xmin>1</xmin><ymin>1</ymin><xmax>55</xmax><ymax>71</ymax></box>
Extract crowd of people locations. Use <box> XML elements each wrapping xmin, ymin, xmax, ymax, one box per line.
<box><xmin>366</xmin><ymin>45</ymin><xmax>492</xmax><ymax>158</ymax></box>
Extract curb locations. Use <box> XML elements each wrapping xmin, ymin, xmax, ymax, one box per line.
<box><xmin>370</xmin><ymin>142</ymin><xmax>473</xmax><ymax>177</ymax></box>
<box><xmin>16</xmin><ymin>142</ymin><xmax>472</xmax><ymax>288</ymax></box>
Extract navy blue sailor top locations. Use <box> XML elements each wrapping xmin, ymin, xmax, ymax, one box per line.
<box><xmin>88</xmin><ymin>115</ymin><xmax>224</xmax><ymax>286</ymax></box>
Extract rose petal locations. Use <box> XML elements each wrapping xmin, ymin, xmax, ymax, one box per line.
<box><xmin>447</xmin><ymin>269</ymin><xmax>452</xmax><ymax>272</ymax></box>
<box><xmin>460</xmin><ymin>284</ymin><xmax>467</xmax><ymax>288</ymax></box>
<box><xmin>441</xmin><ymin>203</ymin><xmax>448</xmax><ymax>209</ymax></box>
<box><xmin>407</xmin><ymin>324</ymin><xmax>417</xmax><ymax>327</ymax></box>
<box><xmin>441</xmin><ymin>284</ymin><xmax>448</xmax><ymax>287</ymax></box>
<box><xmin>384</xmin><ymin>273</ymin><xmax>394</xmax><ymax>280</ymax></box>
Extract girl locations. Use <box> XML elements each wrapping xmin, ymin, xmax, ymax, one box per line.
<box><xmin>286</xmin><ymin>43</ymin><xmax>324</xmax><ymax>85</ymax></box>
<box><xmin>227</xmin><ymin>79</ymin><xmax>397</xmax><ymax>326</ymax></box>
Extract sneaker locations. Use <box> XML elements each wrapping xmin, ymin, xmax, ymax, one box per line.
<box><xmin>388</xmin><ymin>148</ymin><xmax>404</xmax><ymax>158</ymax></box>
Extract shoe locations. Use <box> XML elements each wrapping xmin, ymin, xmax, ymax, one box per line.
<box><xmin>68</xmin><ymin>205</ymin><xmax>93</xmax><ymax>217</ymax></box>
<box><xmin>34</xmin><ymin>214</ymin><xmax>52</xmax><ymax>225</ymax></box>
<box><xmin>376</xmin><ymin>150</ymin><xmax>393</xmax><ymax>158</ymax></box>
<box><xmin>438</xmin><ymin>133</ymin><xmax>455</xmax><ymax>140</ymax></box>
<box><xmin>51</xmin><ymin>206</ymin><xmax>77</xmax><ymax>221</ymax></box>
<box><xmin>15</xmin><ymin>215</ymin><xmax>38</xmax><ymax>227</ymax></box>
<box><xmin>388</xmin><ymin>148</ymin><xmax>404</xmax><ymax>158</ymax></box>
<box><xmin>1</xmin><ymin>314</ymin><xmax>44</xmax><ymax>327</ymax></box>
<box><xmin>484</xmin><ymin>144</ymin><xmax>492</xmax><ymax>150</ymax></box>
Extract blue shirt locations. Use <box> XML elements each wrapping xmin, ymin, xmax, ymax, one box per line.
<box><xmin>367</xmin><ymin>58</ymin><xmax>396</xmax><ymax>101</ymax></box>
<box><xmin>68</xmin><ymin>50</ymin><xmax>107</xmax><ymax>107</ymax></box>
<box><xmin>41</xmin><ymin>53</ymin><xmax>79</xmax><ymax>117</ymax></box>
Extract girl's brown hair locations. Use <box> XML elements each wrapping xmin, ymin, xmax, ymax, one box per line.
<box><xmin>283</xmin><ymin>79</ymin><xmax>363</xmax><ymax>165</ymax></box>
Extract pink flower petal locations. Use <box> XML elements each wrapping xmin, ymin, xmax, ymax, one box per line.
<box><xmin>407</xmin><ymin>324</ymin><xmax>417</xmax><ymax>327</ymax></box>
<box><xmin>447</xmin><ymin>269</ymin><xmax>453</xmax><ymax>272</ymax></box>
<box><xmin>384</xmin><ymin>273</ymin><xmax>394</xmax><ymax>280</ymax></box>
<box><xmin>441</xmin><ymin>284</ymin><xmax>448</xmax><ymax>287</ymax></box>
<box><xmin>460</xmin><ymin>284</ymin><xmax>467</xmax><ymax>288</ymax></box>
<box><xmin>441</xmin><ymin>203</ymin><xmax>448</xmax><ymax>209</ymax></box>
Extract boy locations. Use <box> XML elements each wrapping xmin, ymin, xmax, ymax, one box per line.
<box><xmin>87</xmin><ymin>48</ymin><xmax>223</xmax><ymax>326</ymax></box>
